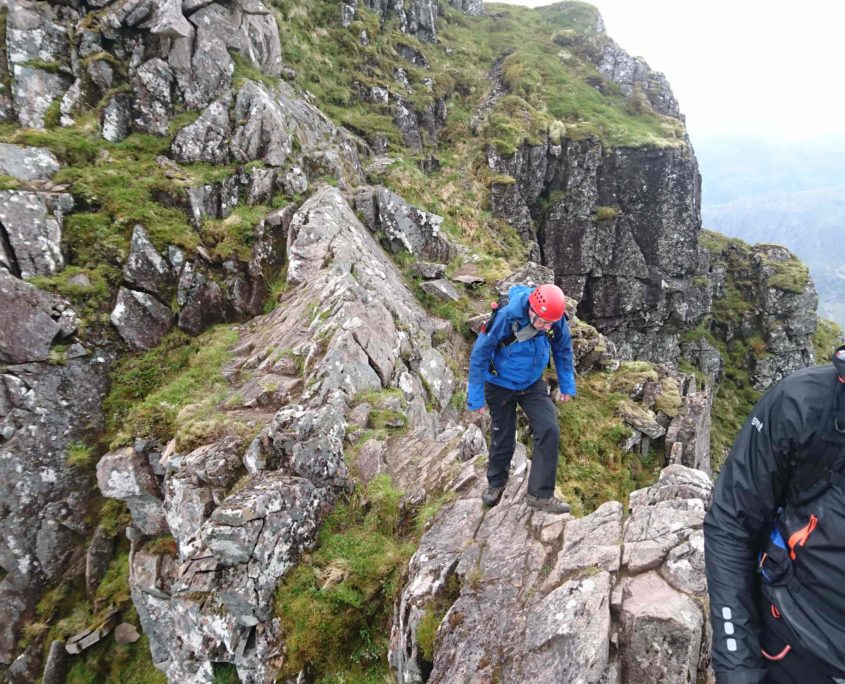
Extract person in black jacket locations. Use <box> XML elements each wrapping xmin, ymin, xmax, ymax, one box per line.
<box><xmin>704</xmin><ymin>346</ymin><xmax>845</xmax><ymax>684</ymax></box>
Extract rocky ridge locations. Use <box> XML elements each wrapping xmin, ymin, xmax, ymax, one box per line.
<box><xmin>93</xmin><ymin>185</ymin><xmax>462</xmax><ymax>682</ymax></box>
<box><xmin>0</xmin><ymin>0</ymin><xmax>833</xmax><ymax>682</ymax></box>
<box><xmin>391</xmin><ymin>459</ymin><xmax>712</xmax><ymax>683</ymax></box>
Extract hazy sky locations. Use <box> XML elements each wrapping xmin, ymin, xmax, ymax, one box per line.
<box><xmin>492</xmin><ymin>1</ymin><xmax>845</xmax><ymax>143</ymax></box>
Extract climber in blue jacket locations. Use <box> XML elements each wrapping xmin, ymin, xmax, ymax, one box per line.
<box><xmin>467</xmin><ymin>283</ymin><xmax>576</xmax><ymax>514</ymax></box>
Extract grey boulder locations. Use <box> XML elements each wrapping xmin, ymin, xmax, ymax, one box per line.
<box><xmin>0</xmin><ymin>144</ymin><xmax>60</xmax><ymax>181</ymax></box>
<box><xmin>110</xmin><ymin>287</ymin><xmax>174</xmax><ymax>350</ymax></box>
<box><xmin>0</xmin><ymin>271</ymin><xmax>76</xmax><ymax>363</ymax></box>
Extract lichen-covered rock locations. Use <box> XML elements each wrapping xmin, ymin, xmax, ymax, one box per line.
<box><xmin>349</xmin><ymin>0</ymin><xmax>438</xmax><ymax>42</ymax></box>
<box><xmin>176</xmin><ymin>269</ymin><xmax>226</xmax><ymax>335</ymax></box>
<box><xmin>494</xmin><ymin>262</ymin><xmax>556</xmax><ymax>294</ymax></box>
<box><xmin>448</xmin><ymin>0</ymin><xmax>483</xmax><ymax>16</ymax></box>
<box><xmin>0</xmin><ymin>144</ymin><xmax>60</xmax><ymax>181</ymax></box>
<box><xmin>96</xmin><ymin>446</ymin><xmax>168</xmax><ymax>536</ymax></box>
<box><xmin>420</xmin><ymin>278</ymin><xmax>460</xmax><ymax>301</ymax></box>
<box><xmin>5</xmin><ymin>1</ymin><xmax>72</xmax><ymax>128</ymax></box>
<box><xmin>231</xmin><ymin>81</ymin><xmax>291</xmax><ymax>166</ymax></box>
<box><xmin>490</xmin><ymin>181</ymin><xmax>541</xmax><ymax>261</ymax></box>
<box><xmin>413</xmin><ymin>261</ymin><xmax>446</xmax><ymax>279</ymax></box>
<box><xmin>171</xmin><ymin>97</ymin><xmax>232</xmax><ymax>164</ymax></box>
<box><xmin>266</xmin><ymin>404</ymin><xmax>348</xmax><ymax>489</ymax></box>
<box><xmin>131</xmin><ymin>58</ymin><xmax>175</xmax><ymax>136</ymax></box>
<box><xmin>110</xmin><ymin>287</ymin><xmax>174</xmax><ymax>350</ymax></box>
<box><xmin>617</xmin><ymin>401</ymin><xmax>666</xmax><ymax>440</ymax></box>
<box><xmin>119</xmin><ymin>186</ymin><xmax>461</xmax><ymax>679</ymax></box>
<box><xmin>661</xmin><ymin>529</ymin><xmax>707</xmax><ymax>596</ymax></box>
<box><xmin>40</xmin><ymin>639</ymin><xmax>67</xmax><ymax>684</ymax></box>
<box><xmin>488</xmin><ymin>138</ymin><xmax>710</xmax><ymax>365</ymax></box>
<box><xmin>123</xmin><ymin>225</ymin><xmax>175</xmax><ymax>300</ymax></box>
<box><xmin>85</xmin><ymin>526</ymin><xmax>115</xmax><ymax>598</ymax></box>
<box><xmin>597</xmin><ymin>42</ymin><xmax>681</xmax><ymax>118</ymax></box>
<box><xmin>550</xmin><ymin>15</ymin><xmax>681</xmax><ymax>119</ymax></box>
<box><xmin>665</xmin><ymin>390</ymin><xmax>712</xmax><ymax>474</ymax></box>
<box><xmin>680</xmin><ymin>336</ymin><xmax>724</xmax><ymax>388</ymax></box>
<box><xmin>0</xmin><ymin>271</ymin><xmax>76</xmax><ymax>363</ymax></box>
<box><xmin>0</xmin><ymin>352</ymin><xmax>110</xmax><ymax>664</ymax></box>
<box><xmin>391</xmin><ymin>458</ymin><xmax>713</xmax><ymax>683</ymax></box>
<box><xmin>749</xmin><ymin>245</ymin><xmax>818</xmax><ymax>389</ymax></box>
<box><xmin>0</xmin><ymin>190</ymin><xmax>71</xmax><ymax>278</ymax></box>
<box><xmin>100</xmin><ymin>92</ymin><xmax>132</xmax><ymax>142</ymax></box>
<box><xmin>393</xmin><ymin>94</ymin><xmax>423</xmax><ymax>150</ymax></box>
<box><xmin>618</xmin><ymin>572</ymin><xmax>703</xmax><ymax>683</ymax></box>
<box><xmin>185</xmin><ymin>175</ymin><xmax>240</xmax><ymax>227</ymax></box>
<box><xmin>162</xmin><ymin>437</ymin><xmax>244</xmax><ymax>556</ymax></box>
<box><xmin>354</xmin><ymin>185</ymin><xmax>455</xmax><ymax>262</ymax></box>
<box><xmin>154</xmin><ymin>472</ymin><xmax>326</xmax><ymax>683</ymax></box>
<box><xmin>227</xmin><ymin>80</ymin><xmax>365</xmax><ymax>188</ymax></box>
<box><xmin>702</xmin><ymin>241</ymin><xmax>817</xmax><ymax>392</ymax></box>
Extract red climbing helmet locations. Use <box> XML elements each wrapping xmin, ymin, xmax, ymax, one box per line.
<box><xmin>528</xmin><ymin>284</ymin><xmax>566</xmax><ymax>321</ymax></box>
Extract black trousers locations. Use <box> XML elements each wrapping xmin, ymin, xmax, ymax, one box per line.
<box><xmin>484</xmin><ymin>379</ymin><xmax>560</xmax><ymax>499</ymax></box>
<box><xmin>760</xmin><ymin>598</ymin><xmax>845</xmax><ymax>684</ymax></box>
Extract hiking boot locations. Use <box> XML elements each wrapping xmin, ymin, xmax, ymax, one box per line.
<box><xmin>481</xmin><ymin>484</ymin><xmax>506</xmax><ymax>507</ymax></box>
<box><xmin>525</xmin><ymin>493</ymin><xmax>571</xmax><ymax>514</ymax></box>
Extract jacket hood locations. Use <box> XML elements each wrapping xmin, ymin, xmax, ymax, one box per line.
<box><xmin>505</xmin><ymin>285</ymin><xmax>532</xmax><ymax>324</ymax></box>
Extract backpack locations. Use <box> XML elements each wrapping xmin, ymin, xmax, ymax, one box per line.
<box><xmin>479</xmin><ymin>292</ymin><xmax>563</xmax><ymax>350</ymax></box>
<box><xmin>756</xmin><ymin>351</ymin><xmax>845</xmax><ymax>668</ymax></box>
<box><xmin>789</xmin><ymin>348</ymin><xmax>845</xmax><ymax>500</ymax></box>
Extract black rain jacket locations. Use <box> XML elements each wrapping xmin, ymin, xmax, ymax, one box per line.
<box><xmin>704</xmin><ymin>362</ymin><xmax>845</xmax><ymax>684</ymax></box>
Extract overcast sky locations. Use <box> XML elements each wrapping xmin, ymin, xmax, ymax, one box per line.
<box><xmin>492</xmin><ymin>1</ymin><xmax>845</xmax><ymax>144</ymax></box>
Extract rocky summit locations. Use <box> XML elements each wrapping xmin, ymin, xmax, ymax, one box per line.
<box><xmin>0</xmin><ymin>1</ymin><xmax>840</xmax><ymax>683</ymax></box>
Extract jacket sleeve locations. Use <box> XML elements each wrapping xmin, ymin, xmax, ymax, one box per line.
<box><xmin>466</xmin><ymin>310</ymin><xmax>512</xmax><ymax>410</ymax></box>
<box><xmin>703</xmin><ymin>383</ymin><xmax>803</xmax><ymax>684</ymax></box>
<box><xmin>550</xmin><ymin>318</ymin><xmax>576</xmax><ymax>396</ymax></box>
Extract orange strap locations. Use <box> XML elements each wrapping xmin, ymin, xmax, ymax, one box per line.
<box><xmin>770</xmin><ymin>604</ymin><xmax>781</xmax><ymax>619</ymax></box>
<box><xmin>762</xmin><ymin>645</ymin><xmax>791</xmax><ymax>661</ymax></box>
<box><xmin>787</xmin><ymin>514</ymin><xmax>818</xmax><ymax>560</ymax></box>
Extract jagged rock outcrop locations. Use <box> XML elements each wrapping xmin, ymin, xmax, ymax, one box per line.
<box><xmin>704</xmin><ymin>239</ymin><xmax>818</xmax><ymax>390</ymax></box>
<box><xmin>0</xmin><ymin>189</ymin><xmax>71</xmax><ymax>278</ymax></box>
<box><xmin>488</xmin><ymin>139</ymin><xmax>710</xmax><ymax>365</ymax></box>
<box><xmin>343</xmin><ymin>0</ymin><xmax>428</xmax><ymax>42</ymax></box>
<box><xmin>4</xmin><ymin>0</ymin><xmax>365</xmax><ymax>197</ymax></box>
<box><xmin>3</xmin><ymin>1</ymin><xmax>74</xmax><ymax>128</ymax></box>
<box><xmin>0</xmin><ymin>271</ymin><xmax>77</xmax><ymax>363</ymax></box>
<box><xmin>665</xmin><ymin>383</ymin><xmax>712</xmax><ymax>474</ymax></box>
<box><xmin>551</xmin><ymin>12</ymin><xmax>680</xmax><ymax>119</ymax></box>
<box><xmin>0</xmin><ymin>348</ymin><xmax>111</xmax><ymax>665</ymax></box>
<box><xmin>390</xmin><ymin>459</ymin><xmax>713</xmax><ymax>683</ymax></box>
<box><xmin>355</xmin><ymin>185</ymin><xmax>456</xmax><ymax>262</ymax></box>
<box><xmin>341</xmin><ymin>0</ymin><xmax>483</xmax><ymax>42</ymax></box>
<box><xmin>97</xmin><ymin>447</ymin><xmax>168</xmax><ymax>536</ymax></box>
<box><xmin>449</xmin><ymin>0</ymin><xmax>484</xmax><ymax>16</ymax></box>
<box><xmin>103</xmin><ymin>186</ymin><xmax>458</xmax><ymax>682</ymax></box>
<box><xmin>0</xmin><ymin>144</ymin><xmax>74</xmax><ymax>280</ymax></box>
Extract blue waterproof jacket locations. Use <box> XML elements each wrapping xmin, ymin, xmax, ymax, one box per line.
<box><xmin>466</xmin><ymin>285</ymin><xmax>577</xmax><ymax>411</ymax></box>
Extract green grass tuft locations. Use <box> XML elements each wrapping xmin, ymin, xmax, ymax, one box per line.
<box><xmin>103</xmin><ymin>326</ymin><xmax>239</xmax><ymax>450</ymax></box>
<box><xmin>274</xmin><ymin>475</ymin><xmax>438</xmax><ymax>681</ymax></box>
<box><xmin>66</xmin><ymin>442</ymin><xmax>95</xmax><ymax>469</ymax></box>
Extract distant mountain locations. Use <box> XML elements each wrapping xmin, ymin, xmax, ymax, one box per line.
<box><xmin>698</xmin><ymin>136</ymin><xmax>845</xmax><ymax>331</ymax></box>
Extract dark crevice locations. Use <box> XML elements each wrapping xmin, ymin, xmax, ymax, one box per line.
<box><xmin>247</xmin><ymin>516</ymin><xmax>267</xmax><ymax>560</ymax></box>
<box><xmin>0</xmin><ymin>220</ymin><xmax>22</xmax><ymax>278</ymax></box>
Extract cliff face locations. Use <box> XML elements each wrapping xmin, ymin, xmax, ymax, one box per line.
<box><xmin>490</xmin><ymin>139</ymin><xmax>710</xmax><ymax>364</ymax></box>
<box><xmin>0</xmin><ymin>0</ymin><xmax>836</xmax><ymax>682</ymax></box>
<box><xmin>476</xmin><ymin>12</ymin><xmax>709</xmax><ymax>365</ymax></box>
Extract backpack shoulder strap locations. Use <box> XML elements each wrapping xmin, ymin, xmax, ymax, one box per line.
<box><xmin>789</xmin><ymin>374</ymin><xmax>845</xmax><ymax>502</ymax></box>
